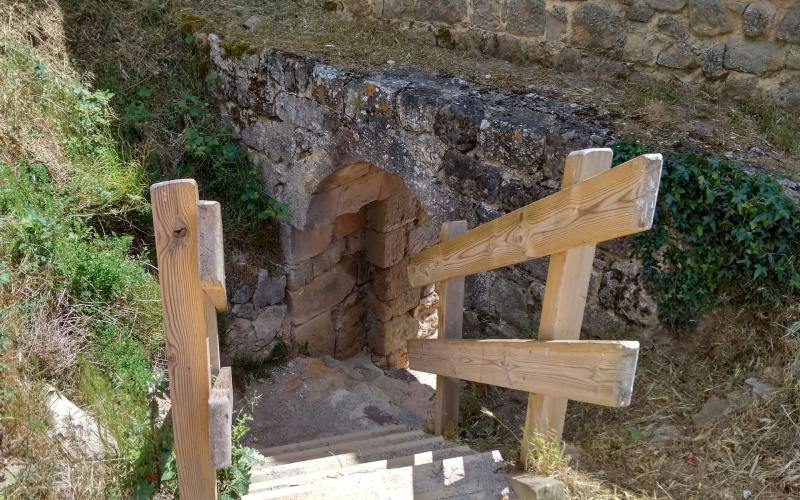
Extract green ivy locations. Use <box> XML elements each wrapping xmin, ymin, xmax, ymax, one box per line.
<box><xmin>613</xmin><ymin>141</ymin><xmax>800</xmax><ymax>328</ymax></box>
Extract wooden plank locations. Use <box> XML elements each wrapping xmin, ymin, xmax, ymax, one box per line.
<box><xmin>406</xmin><ymin>154</ymin><xmax>663</xmax><ymax>287</ymax></box>
<box><xmin>205</xmin><ymin>294</ymin><xmax>221</xmax><ymax>375</ymax></box>
<box><xmin>198</xmin><ymin>200</ymin><xmax>227</xmax><ymax>313</ymax></box>
<box><xmin>524</xmin><ymin>148</ymin><xmax>611</xmax><ymax>460</ymax></box>
<box><xmin>209</xmin><ymin>367</ymin><xmax>233</xmax><ymax>470</ymax></box>
<box><xmin>150</xmin><ymin>179</ymin><xmax>217</xmax><ymax>499</ymax></box>
<box><xmin>260</xmin><ymin>424</ymin><xmax>408</xmax><ymax>458</ymax></box>
<box><xmin>407</xmin><ymin>339</ymin><xmax>640</xmax><ymax>407</ymax></box>
<box><xmin>434</xmin><ymin>220</ymin><xmax>467</xmax><ymax>436</ymax></box>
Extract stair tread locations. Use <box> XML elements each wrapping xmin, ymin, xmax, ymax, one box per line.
<box><xmin>247</xmin><ymin>446</ymin><xmax>476</xmax><ymax>494</ymax></box>
<box><xmin>259</xmin><ymin>424</ymin><xmax>408</xmax><ymax>457</ymax></box>
<box><xmin>243</xmin><ymin>450</ymin><xmax>511</xmax><ymax>500</ymax></box>
<box><xmin>261</xmin><ymin>429</ymin><xmax>429</xmax><ymax>464</ymax></box>
<box><xmin>252</xmin><ymin>436</ymin><xmax>450</xmax><ymax>481</ymax></box>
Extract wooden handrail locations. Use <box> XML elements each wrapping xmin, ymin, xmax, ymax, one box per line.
<box><xmin>406</xmin><ymin>154</ymin><xmax>662</xmax><ymax>287</ymax></box>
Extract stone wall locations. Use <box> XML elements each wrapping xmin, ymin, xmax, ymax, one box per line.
<box><xmin>337</xmin><ymin>0</ymin><xmax>800</xmax><ymax>108</ymax></box>
<box><xmin>207</xmin><ymin>35</ymin><xmax>658</xmax><ymax>367</ymax></box>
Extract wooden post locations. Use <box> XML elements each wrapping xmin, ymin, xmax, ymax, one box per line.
<box><xmin>433</xmin><ymin>221</ymin><xmax>467</xmax><ymax>435</ymax></box>
<box><xmin>522</xmin><ymin>148</ymin><xmax>612</xmax><ymax>466</ymax></box>
<box><xmin>151</xmin><ymin>180</ymin><xmax>217</xmax><ymax>499</ymax></box>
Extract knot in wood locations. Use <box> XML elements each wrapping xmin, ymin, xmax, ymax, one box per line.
<box><xmin>173</xmin><ymin>223</ymin><xmax>188</xmax><ymax>238</ymax></box>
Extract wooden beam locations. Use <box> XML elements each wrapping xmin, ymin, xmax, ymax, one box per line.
<box><xmin>433</xmin><ymin>221</ymin><xmax>467</xmax><ymax>435</ymax></box>
<box><xmin>151</xmin><ymin>179</ymin><xmax>217</xmax><ymax>499</ymax></box>
<box><xmin>205</xmin><ymin>293</ymin><xmax>221</xmax><ymax>376</ymax></box>
<box><xmin>198</xmin><ymin>200</ymin><xmax>227</xmax><ymax>313</ymax></box>
<box><xmin>406</xmin><ymin>154</ymin><xmax>662</xmax><ymax>287</ymax></box>
<box><xmin>524</xmin><ymin>148</ymin><xmax>611</xmax><ymax>460</ymax></box>
<box><xmin>407</xmin><ymin>339</ymin><xmax>639</xmax><ymax>408</ymax></box>
<box><xmin>209</xmin><ymin>367</ymin><xmax>233</xmax><ymax>470</ymax></box>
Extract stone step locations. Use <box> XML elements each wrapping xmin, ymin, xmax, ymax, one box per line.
<box><xmin>260</xmin><ymin>429</ymin><xmax>430</xmax><ymax>465</ymax></box>
<box><xmin>251</xmin><ymin>435</ymin><xmax>449</xmax><ymax>482</ymax></box>
<box><xmin>247</xmin><ymin>446</ymin><xmax>475</xmax><ymax>494</ymax></box>
<box><xmin>259</xmin><ymin>424</ymin><xmax>408</xmax><ymax>457</ymax></box>
<box><xmin>243</xmin><ymin>450</ymin><xmax>511</xmax><ymax>500</ymax></box>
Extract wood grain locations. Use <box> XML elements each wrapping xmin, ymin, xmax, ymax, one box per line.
<box><xmin>198</xmin><ymin>200</ymin><xmax>227</xmax><ymax>313</ymax></box>
<box><xmin>524</xmin><ymin>148</ymin><xmax>611</xmax><ymax>457</ymax></box>
<box><xmin>433</xmin><ymin>221</ymin><xmax>467</xmax><ymax>435</ymax></box>
<box><xmin>205</xmin><ymin>293</ymin><xmax>221</xmax><ymax>376</ymax></box>
<box><xmin>407</xmin><ymin>154</ymin><xmax>663</xmax><ymax>287</ymax></box>
<box><xmin>209</xmin><ymin>367</ymin><xmax>233</xmax><ymax>470</ymax></box>
<box><xmin>408</xmin><ymin>339</ymin><xmax>640</xmax><ymax>407</ymax></box>
<box><xmin>151</xmin><ymin>179</ymin><xmax>217</xmax><ymax>499</ymax></box>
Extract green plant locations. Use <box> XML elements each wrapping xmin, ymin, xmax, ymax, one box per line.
<box><xmin>614</xmin><ymin>141</ymin><xmax>800</xmax><ymax>328</ymax></box>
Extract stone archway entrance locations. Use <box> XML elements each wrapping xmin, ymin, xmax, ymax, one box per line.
<box><xmin>282</xmin><ymin>162</ymin><xmax>439</xmax><ymax>367</ymax></box>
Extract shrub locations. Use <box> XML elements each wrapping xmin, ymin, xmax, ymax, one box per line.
<box><xmin>614</xmin><ymin>141</ymin><xmax>800</xmax><ymax>328</ymax></box>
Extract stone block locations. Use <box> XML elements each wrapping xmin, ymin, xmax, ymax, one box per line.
<box><xmin>365</xmin><ymin>227</ymin><xmax>408</xmax><ymax>268</ymax></box>
<box><xmin>627</xmin><ymin>2</ymin><xmax>655</xmax><ymax>22</ymax></box>
<box><xmin>369</xmin><ymin>288</ymin><xmax>422</xmax><ymax>322</ymax></box>
<box><xmin>347</xmin><ymin>232</ymin><xmax>365</xmax><ymax>254</ymax></box>
<box><xmin>288</xmin><ymin>259</ymin><xmax>357</xmax><ymax>324</ymax></box>
<box><xmin>306</xmin><ymin>189</ymin><xmax>341</xmax><ymax>229</ymax></box>
<box><xmin>743</xmin><ymin>1</ymin><xmax>777</xmax><ymax>39</ymax></box>
<box><xmin>777</xmin><ymin>4</ymin><xmax>800</xmax><ymax>44</ymax></box>
<box><xmin>396</xmin><ymin>87</ymin><xmax>445</xmax><ymax>133</ymax></box>
<box><xmin>380</xmin><ymin>0</ymin><xmax>415</xmax><ymax>20</ymax></box>
<box><xmin>656</xmin><ymin>16</ymin><xmax>688</xmax><ymax>40</ymax></box>
<box><xmin>293</xmin><ymin>311</ymin><xmax>335</xmax><ymax>357</ymax></box>
<box><xmin>374</xmin><ymin>260</ymin><xmax>411</xmax><ymax>301</ymax></box>
<box><xmin>657</xmin><ymin>42</ymin><xmax>697</xmax><ymax>69</ymax></box>
<box><xmin>337</xmin><ymin>172</ymin><xmax>384</xmax><ymax>215</ymax></box>
<box><xmin>724</xmin><ymin>41</ymin><xmax>784</xmax><ymax>76</ymax></box>
<box><xmin>472</xmin><ymin>0</ymin><xmax>504</xmax><ymax>31</ymax></box>
<box><xmin>317</xmin><ymin>162</ymin><xmax>376</xmax><ymax>192</ymax></box>
<box><xmin>598</xmin><ymin>261</ymin><xmax>657</xmax><ymax>325</ymax></box>
<box><xmin>787</xmin><ymin>46</ymin><xmax>800</xmax><ymax>70</ymax></box>
<box><xmin>253</xmin><ymin>269</ymin><xmax>286</xmax><ymax>308</ymax></box>
<box><xmin>434</xmin><ymin>99</ymin><xmax>485</xmax><ymax>152</ymax></box>
<box><xmin>253</xmin><ymin>305</ymin><xmax>287</xmax><ymax>345</ymax></box>
<box><xmin>508</xmin><ymin>474</ymin><xmax>567</xmax><ymax>500</ymax></box>
<box><xmin>274</xmin><ymin>93</ymin><xmax>337</xmax><ymax>135</ymax></box>
<box><xmin>442</xmin><ymin>149</ymin><xmax>502</xmax><ymax>201</ymax></box>
<box><xmin>702</xmin><ymin>43</ymin><xmax>728</xmax><ymax>79</ymax></box>
<box><xmin>311</xmin><ymin>63</ymin><xmax>353</xmax><ymax>113</ymax></box>
<box><xmin>367</xmin><ymin>193</ymin><xmax>418</xmax><ymax>232</ymax></box>
<box><xmin>490</xmin><ymin>277</ymin><xmax>532</xmax><ymax>332</ymax></box>
<box><xmin>645</xmin><ymin>0</ymin><xmax>685</xmax><ymax>12</ymax></box>
<box><xmin>311</xmin><ymin>237</ymin><xmax>346</xmax><ymax>277</ymax></box>
<box><xmin>506</xmin><ymin>0</ymin><xmax>546</xmax><ymax>37</ymax></box>
<box><xmin>407</xmin><ymin>223</ymin><xmax>440</xmax><ymax>256</ymax></box>
<box><xmin>281</xmin><ymin>224</ymin><xmax>333</xmax><ymax>264</ymax></box>
<box><xmin>571</xmin><ymin>4</ymin><xmax>626</xmax><ymax>53</ymax></box>
<box><xmin>367</xmin><ymin>313</ymin><xmax>420</xmax><ymax>355</ymax></box>
<box><xmin>231</xmin><ymin>285</ymin><xmax>252</xmax><ymax>304</ymax></box>
<box><xmin>334</xmin><ymin>211</ymin><xmax>366</xmax><ymax>238</ymax></box>
<box><xmin>415</xmin><ymin>0</ymin><xmax>467</xmax><ymax>24</ymax></box>
<box><xmin>286</xmin><ymin>261</ymin><xmax>312</xmax><ymax>291</ymax></box>
<box><xmin>231</xmin><ymin>302</ymin><xmax>255</xmax><ymax>320</ymax></box>
<box><xmin>689</xmin><ymin>0</ymin><xmax>733</xmax><ymax>37</ymax></box>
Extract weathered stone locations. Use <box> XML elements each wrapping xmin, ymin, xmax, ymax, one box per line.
<box><xmin>508</xmin><ymin>474</ymin><xmax>567</xmax><ymax>500</ymax></box>
<box><xmin>334</xmin><ymin>211</ymin><xmax>365</xmax><ymax>238</ymax></box>
<box><xmin>347</xmin><ymin>232</ymin><xmax>364</xmax><ymax>254</ymax></box>
<box><xmin>368</xmin><ymin>313</ymin><xmax>420</xmax><ymax>355</ymax></box>
<box><xmin>311</xmin><ymin>238</ymin><xmax>346</xmax><ymax>276</ymax></box>
<box><xmin>598</xmin><ymin>261</ymin><xmax>657</xmax><ymax>325</ymax></box>
<box><xmin>374</xmin><ymin>260</ymin><xmax>411</xmax><ymax>301</ymax></box>
<box><xmin>288</xmin><ymin>259</ymin><xmax>357</xmax><ymax>324</ymax></box>
<box><xmin>787</xmin><ymin>46</ymin><xmax>800</xmax><ymax>70</ymax></box>
<box><xmin>702</xmin><ymin>43</ymin><xmax>727</xmax><ymax>78</ymax></box>
<box><xmin>311</xmin><ymin>63</ymin><xmax>353</xmax><ymax>113</ymax></box>
<box><xmin>692</xmin><ymin>396</ymin><xmax>730</xmax><ymax>426</ymax></box>
<box><xmin>380</xmin><ymin>0</ymin><xmax>415</xmax><ymax>20</ymax></box>
<box><xmin>442</xmin><ymin>149</ymin><xmax>502</xmax><ymax>201</ymax></box>
<box><xmin>491</xmin><ymin>278</ymin><xmax>532</xmax><ymax>332</ymax></box>
<box><xmin>656</xmin><ymin>16</ymin><xmax>688</xmax><ymax>39</ymax></box>
<box><xmin>281</xmin><ymin>224</ymin><xmax>333</xmax><ymax>264</ymax></box>
<box><xmin>231</xmin><ymin>303</ymin><xmax>255</xmax><ymax>320</ymax></box>
<box><xmin>305</xmin><ymin>189</ymin><xmax>340</xmax><ymax>229</ymax></box>
<box><xmin>253</xmin><ymin>305</ymin><xmax>287</xmax><ymax>344</ymax></box>
<box><xmin>369</xmin><ymin>288</ymin><xmax>422</xmax><ymax>322</ymax></box>
<box><xmin>478</xmin><ymin>106</ymin><xmax>553</xmax><ymax>175</ymax></box>
<box><xmin>724</xmin><ymin>41</ymin><xmax>784</xmax><ymax>75</ymax></box>
<box><xmin>286</xmin><ymin>261</ymin><xmax>312</xmax><ymax>291</ymax></box>
<box><xmin>47</xmin><ymin>385</ymin><xmax>117</xmax><ymax>460</ymax></box>
<box><xmin>506</xmin><ymin>0</ymin><xmax>546</xmax><ymax>37</ymax></box>
<box><xmin>434</xmin><ymin>98</ymin><xmax>485</xmax><ymax>152</ymax></box>
<box><xmin>367</xmin><ymin>193</ymin><xmax>418</xmax><ymax>232</ymax></box>
<box><xmin>231</xmin><ymin>285</ymin><xmax>252</xmax><ymax>304</ymax></box>
<box><xmin>275</xmin><ymin>92</ymin><xmax>338</xmax><ymax>134</ymax></box>
<box><xmin>647</xmin><ymin>424</ymin><xmax>681</xmax><ymax>444</ymax></box>
<box><xmin>627</xmin><ymin>2</ymin><xmax>656</xmax><ymax>22</ymax></box>
<box><xmin>407</xmin><ymin>223</ymin><xmax>440</xmax><ymax>255</ymax></box>
<box><xmin>743</xmin><ymin>1</ymin><xmax>777</xmax><ymax>39</ymax></box>
<box><xmin>689</xmin><ymin>0</ymin><xmax>734</xmax><ymax>37</ymax></box>
<box><xmin>365</xmin><ymin>227</ymin><xmax>407</xmax><ymax>268</ymax></box>
<box><xmin>624</xmin><ymin>33</ymin><xmax>656</xmax><ymax>63</ymax></box>
<box><xmin>571</xmin><ymin>4</ymin><xmax>626</xmax><ymax>53</ymax></box>
<box><xmin>396</xmin><ymin>87</ymin><xmax>444</xmax><ymax>133</ymax></box>
<box><xmin>645</xmin><ymin>0</ymin><xmax>686</xmax><ymax>12</ymax></box>
<box><xmin>657</xmin><ymin>43</ymin><xmax>696</xmax><ymax>69</ymax></box>
<box><xmin>472</xmin><ymin>0</ymin><xmax>504</xmax><ymax>31</ymax></box>
<box><xmin>415</xmin><ymin>0</ymin><xmax>467</xmax><ymax>25</ymax></box>
<box><xmin>778</xmin><ymin>4</ymin><xmax>800</xmax><ymax>44</ymax></box>
<box><xmin>336</xmin><ymin>171</ymin><xmax>384</xmax><ymax>214</ymax></box>
<box><xmin>744</xmin><ymin>377</ymin><xmax>777</xmax><ymax>398</ymax></box>
<box><xmin>293</xmin><ymin>311</ymin><xmax>335</xmax><ymax>356</ymax></box>
<box><xmin>545</xmin><ymin>8</ymin><xmax>567</xmax><ymax>42</ymax></box>
<box><xmin>242</xmin><ymin>15</ymin><xmax>262</xmax><ymax>30</ymax></box>
<box><xmin>253</xmin><ymin>270</ymin><xmax>287</xmax><ymax>307</ymax></box>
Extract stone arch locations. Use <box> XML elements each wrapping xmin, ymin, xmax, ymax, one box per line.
<box><xmin>282</xmin><ymin>162</ymin><xmax>439</xmax><ymax>366</ymax></box>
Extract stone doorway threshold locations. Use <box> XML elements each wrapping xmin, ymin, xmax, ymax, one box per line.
<box><xmin>237</xmin><ymin>352</ymin><xmax>437</xmax><ymax>453</ymax></box>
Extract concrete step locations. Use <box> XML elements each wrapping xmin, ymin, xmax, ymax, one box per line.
<box><xmin>252</xmin><ymin>435</ymin><xmax>450</xmax><ymax>482</ymax></box>
<box><xmin>261</xmin><ymin>429</ymin><xmax>431</xmax><ymax>465</ymax></box>
<box><xmin>247</xmin><ymin>446</ymin><xmax>475</xmax><ymax>494</ymax></box>
<box><xmin>259</xmin><ymin>424</ymin><xmax>408</xmax><ymax>457</ymax></box>
<box><xmin>243</xmin><ymin>450</ymin><xmax>511</xmax><ymax>500</ymax></box>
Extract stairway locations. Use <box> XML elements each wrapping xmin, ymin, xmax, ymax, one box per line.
<box><xmin>243</xmin><ymin>424</ymin><xmax>516</xmax><ymax>499</ymax></box>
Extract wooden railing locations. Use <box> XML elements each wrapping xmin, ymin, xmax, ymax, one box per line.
<box><xmin>406</xmin><ymin>148</ymin><xmax>663</xmax><ymax>465</ymax></box>
<box><xmin>151</xmin><ymin>179</ymin><xmax>233</xmax><ymax>499</ymax></box>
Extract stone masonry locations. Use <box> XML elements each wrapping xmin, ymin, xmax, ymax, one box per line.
<box><xmin>207</xmin><ymin>35</ymin><xmax>658</xmax><ymax>367</ymax></box>
<box><xmin>336</xmin><ymin>0</ymin><xmax>800</xmax><ymax>109</ymax></box>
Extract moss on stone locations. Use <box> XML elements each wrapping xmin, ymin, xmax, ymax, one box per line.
<box><xmin>220</xmin><ymin>39</ymin><xmax>258</xmax><ymax>59</ymax></box>
<box><xmin>179</xmin><ymin>12</ymin><xmax>209</xmax><ymax>35</ymax></box>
